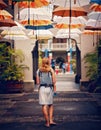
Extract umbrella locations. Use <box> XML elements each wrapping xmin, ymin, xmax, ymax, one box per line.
<box><xmin>53</xmin><ymin>6</ymin><xmax>87</xmax><ymax>17</ymax></box>
<box><xmin>88</xmin><ymin>11</ymin><xmax>101</xmax><ymax>20</ymax></box>
<box><xmin>53</xmin><ymin>16</ymin><xmax>87</xmax><ymax>29</ymax></box>
<box><xmin>90</xmin><ymin>0</ymin><xmax>101</xmax><ymax>4</ymax></box>
<box><xmin>1</xmin><ymin>26</ymin><xmax>26</xmax><ymax>35</ymax></box>
<box><xmin>51</xmin><ymin>0</ymin><xmax>90</xmax><ymax>7</ymax></box>
<box><xmin>0</xmin><ymin>19</ymin><xmax>17</xmax><ymax>27</ymax></box>
<box><xmin>85</xmin><ymin>19</ymin><xmax>101</xmax><ymax>30</ymax></box>
<box><xmin>0</xmin><ymin>0</ymin><xmax>7</xmax><ymax>9</ymax></box>
<box><xmin>3</xmin><ymin>35</ymin><xmax>29</xmax><ymax>40</ymax></box>
<box><xmin>1</xmin><ymin>26</ymin><xmax>29</xmax><ymax>40</ymax></box>
<box><xmin>0</xmin><ymin>9</ymin><xmax>13</xmax><ymax>20</ymax></box>
<box><xmin>53</xmin><ymin>6</ymin><xmax>87</xmax><ymax>40</ymax></box>
<box><xmin>28</xmin><ymin>29</ymin><xmax>53</xmax><ymax>39</ymax></box>
<box><xmin>20</xmin><ymin>19</ymin><xmax>52</xmax><ymax>26</ymax></box>
<box><xmin>82</xmin><ymin>30</ymin><xmax>101</xmax><ymax>34</ymax></box>
<box><xmin>17</xmin><ymin>0</ymin><xmax>50</xmax><ymax>8</ymax></box>
<box><xmin>90</xmin><ymin>3</ymin><xmax>101</xmax><ymax>11</ymax></box>
<box><xmin>18</xmin><ymin>7</ymin><xmax>52</xmax><ymax>20</ymax></box>
<box><xmin>25</xmin><ymin>24</ymin><xmax>53</xmax><ymax>30</ymax></box>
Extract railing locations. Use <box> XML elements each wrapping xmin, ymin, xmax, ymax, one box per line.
<box><xmin>39</xmin><ymin>43</ymin><xmax>69</xmax><ymax>51</ymax></box>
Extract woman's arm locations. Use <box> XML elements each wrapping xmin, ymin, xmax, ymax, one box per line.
<box><xmin>51</xmin><ymin>68</ymin><xmax>56</xmax><ymax>92</ymax></box>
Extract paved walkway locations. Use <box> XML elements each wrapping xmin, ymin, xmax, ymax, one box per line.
<box><xmin>0</xmin><ymin>74</ymin><xmax>101</xmax><ymax>130</ymax></box>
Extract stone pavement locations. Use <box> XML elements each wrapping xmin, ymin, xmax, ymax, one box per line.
<box><xmin>0</xmin><ymin>91</ymin><xmax>101</xmax><ymax>130</ymax></box>
<box><xmin>0</xmin><ymin>74</ymin><xmax>101</xmax><ymax>130</ymax></box>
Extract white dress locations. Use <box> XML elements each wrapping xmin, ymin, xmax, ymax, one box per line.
<box><xmin>39</xmin><ymin>86</ymin><xmax>53</xmax><ymax>105</ymax></box>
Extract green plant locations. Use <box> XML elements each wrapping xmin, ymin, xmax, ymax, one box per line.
<box><xmin>0</xmin><ymin>43</ymin><xmax>29</xmax><ymax>82</ymax></box>
<box><xmin>83</xmin><ymin>40</ymin><xmax>101</xmax><ymax>92</ymax></box>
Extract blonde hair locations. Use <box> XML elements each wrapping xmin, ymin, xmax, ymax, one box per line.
<box><xmin>39</xmin><ymin>57</ymin><xmax>51</xmax><ymax>72</ymax></box>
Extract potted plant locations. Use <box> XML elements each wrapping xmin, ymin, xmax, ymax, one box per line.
<box><xmin>0</xmin><ymin>43</ymin><xmax>29</xmax><ymax>93</ymax></box>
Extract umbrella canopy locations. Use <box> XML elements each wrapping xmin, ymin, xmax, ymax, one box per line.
<box><xmin>20</xmin><ymin>19</ymin><xmax>52</xmax><ymax>26</ymax></box>
<box><xmin>88</xmin><ymin>11</ymin><xmax>101</xmax><ymax>20</ymax></box>
<box><xmin>0</xmin><ymin>0</ymin><xmax>7</xmax><ymax>9</ymax></box>
<box><xmin>25</xmin><ymin>24</ymin><xmax>53</xmax><ymax>30</ymax></box>
<box><xmin>0</xmin><ymin>9</ymin><xmax>13</xmax><ymax>20</ymax></box>
<box><xmin>17</xmin><ymin>0</ymin><xmax>50</xmax><ymax>8</ymax></box>
<box><xmin>3</xmin><ymin>35</ymin><xmax>29</xmax><ymax>40</ymax></box>
<box><xmin>53</xmin><ymin>16</ymin><xmax>87</xmax><ymax>29</ymax></box>
<box><xmin>1</xmin><ymin>26</ymin><xmax>26</xmax><ymax>35</ymax></box>
<box><xmin>51</xmin><ymin>0</ymin><xmax>90</xmax><ymax>7</ymax></box>
<box><xmin>28</xmin><ymin>29</ymin><xmax>53</xmax><ymax>39</ymax></box>
<box><xmin>53</xmin><ymin>6</ymin><xmax>87</xmax><ymax>17</ymax></box>
<box><xmin>0</xmin><ymin>19</ymin><xmax>17</xmax><ymax>27</ymax></box>
<box><xmin>18</xmin><ymin>7</ymin><xmax>52</xmax><ymax>20</ymax></box>
<box><xmin>85</xmin><ymin>19</ymin><xmax>101</xmax><ymax>30</ymax></box>
<box><xmin>50</xmin><ymin>28</ymin><xmax>81</xmax><ymax>38</ymax></box>
<box><xmin>90</xmin><ymin>3</ymin><xmax>101</xmax><ymax>11</ymax></box>
<box><xmin>82</xmin><ymin>30</ymin><xmax>101</xmax><ymax>34</ymax></box>
<box><xmin>90</xmin><ymin>0</ymin><xmax>101</xmax><ymax>4</ymax></box>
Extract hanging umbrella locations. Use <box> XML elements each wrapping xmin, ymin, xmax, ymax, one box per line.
<box><xmin>17</xmin><ymin>0</ymin><xmax>50</xmax><ymax>8</ymax></box>
<box><xmin>88</xmin><ymin>11</ymin><xmax>101</xmax><ymax>20</ymax></box>
<box><xmin>82</xmin><ymin>30</ymin><xmax>101</xmax><ymax>34</ymax></box>
<box><xmin>0</xmin><ymin>0</ymin><xmax>7</xmax><ymax>9</ymax></box>
<box><xmin>90</xmin><ymin>3</ymin><xmax>101</xmax><ymax>12</ymax></box>
<box><xmin>51</xmin><ymin>0</ymin><xmax>90</xmax><ymax>7</ymax></box>
<box><xmin>0</xmin><ymin>9</ymin><xmax>13</xmax><ymax>20</ymax></box>
<box><xmin>20</xmin><ymin>19</ymin><xmax>52</xmax><ymax>26</ymax></box>
<box><xmin>0</xmin><ymin>19</ymin><xmax>17</xmax><ymax>27</ymax></box>
<box><xmin>90</xmin><ymin>0</ymin><xmax>101</xmax><ymax>4</ymax></box>
<box><xmin>3</xmin><ymin>35</ymin><xmax>29</xmax><ymax>40</ymax></box>
<box><xmin>1</xmin><ymin>26</ymin><xmax>29</xmax><ymax>40</ymax></box>
<box><xmin>1</xmin><ymin>26</ymin><xmax>26</xmax><ymax>35</ymax></box>
<box><xmin>18</xmin><ymin>7</ymin><xmax>52</xmax><ymax>20</ymax></box>
<box><xmin>28</xmin><ymin>29</ymin><xmax>53</xmax><ymax>39</ymax></box>
<box><xmin>53</xmin><ymin>16</ymin><xmax>87</xmax><ymax>29</ymax></box>
<box><xmin>53</xmin><ymin>6</ymin><xmax>87</xmax><ymax>17</ymax></box>
<box><xmin>85</xmin><ymin>19</ymin><xmax>101</xmax><ymax>30</ymax></box>
<box><xmin>25</xmin><ymin>24</ymin><xmax>53</xmax><ymax>30</ymax></box>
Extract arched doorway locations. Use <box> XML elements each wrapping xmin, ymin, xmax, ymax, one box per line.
<box><xmin>56</xmin><ymin>56</ymin><xmax>65</xmax><ymax>69</ymax></box>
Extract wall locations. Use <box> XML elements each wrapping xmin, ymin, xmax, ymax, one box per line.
<box><xmin>14</xmin><ymin>39</ymin><xmax>36</xmax><ymax>92</ymax></box>
<box><xmin>80</xmin><ymin>33</ymin><xmax>98</xmax><ymax>90</ymax></box>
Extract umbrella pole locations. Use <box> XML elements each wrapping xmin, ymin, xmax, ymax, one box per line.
<box><xmin>28</xmin><ymin>1</ymin><xmax>30</xmax><ymax>25</ymax></box>
<box><xmin>69</xmin><ymin>0</ymin><xmax>73</xmax><ymax>73</ymax></box>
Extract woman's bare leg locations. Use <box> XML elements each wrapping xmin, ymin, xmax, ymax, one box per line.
<box><xmin>42</xmin><ymin>105</ymin><xmax>50</xmax><ymax>127</ymax></box>
<box><xmin>49</xmin><ymin>105</ymin><xmax>56</xmax><ymax>124</ymax></box>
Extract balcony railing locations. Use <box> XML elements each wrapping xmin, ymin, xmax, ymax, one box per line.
<box><xmin>39</xmin><ymin>43</ymin><xmax>69</xmax><ymax>51</ymax></box>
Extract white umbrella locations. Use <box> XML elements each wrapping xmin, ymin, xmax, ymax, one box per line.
<box><xmin>53</xmin><ymin>16</ymin><xmax>87</xmax><ymax>29</ymax></box>
<box><xmin>3</xmin><ymin>35</ymin><xmax>29</xmax><ymax>40</ymax></box>
<box><xmin>28</xmin><ymin>29</ymin><xmax>53</xmax><ymax>39</ymax></box>
<box><xmin>1</xmin><ymin>26</ymin><xmax>26</xmax><ymax>35</ymax></box>
<box><xmin>55</xmin><ymin>33</ymin><xmax>79</xmax><ymax>38</ymax></box>
<box><xmin>17</xmin><ymin>7</ymin><xmax>52</xmax><ymax>21</ymax></box>
<box><xmin>51</xmin><ymin>0</ymin><xmax>90</xmax><ymax>7</ymax></box>
<box><xmin>86</xmin><ymin>19</ymin><xmax>101</xmax><ymax>27</ymax></box>
<box><xmin>88</xmin><ymin>11</ymin><xmax>101</xmax><ymax>20</ymax></box>
<box><xmin>50</xmin><ymin>28</ymin><xmax>81</xmax><ymax>35</ymax></box>
<box><xmin>1</xmin><ymin>26</ymin><xmax>29</xmax><ymax>40</ymax></box>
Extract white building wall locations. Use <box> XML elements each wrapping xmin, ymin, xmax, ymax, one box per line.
<box><xmin>80</xmin><ymin>34</ymin><xmax>97</xmax><ymax>82</ymax></box>
<box><xmin>14</xmin><ymin>39</ymin><xmax>36</xmax><ymax>92</ymax></box>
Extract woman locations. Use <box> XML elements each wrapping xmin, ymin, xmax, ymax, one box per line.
<box><xmin>36</xmin><ymin>57</ymin><xmax>56</xmax><ymax>127</ymax></box>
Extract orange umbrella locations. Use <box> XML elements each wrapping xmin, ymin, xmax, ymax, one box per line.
<box><xmin>17</xmin><ymin>0</ymin><xmax>49</xmax><ymax>8</ymax></box>
<box><xmin>20</xmin><ymin>19</ymin><xmax>52</xmax><ymax>26</ymax></box>
<box><xmin>0</xmin><ymin>19</ymin><xmax>17</xmax><ymax>27</ymax></box>
<box><xmin>0</xmin><ymin>0</ymin><xmax>7</xmax><ymax>9</ymax></box>
<box><xmin>82</xmin><ymin>30</ymin><xmax>101</xmax><ymax>35</ymax></box>
<box><xmin>0</xmin><ymin>9</ymin><xmax>13</xmax><ymax>20</ymax></box>
<box><xmin>53</xmin><ymin>6</ymin><xmax>87</xmax><ymax>17</ymax></box>
<box><xmin>55</xmin><ymin>23</ymin><xmax>83</xmax><ymax>29</ymax></box>
<box><xmin>90</xmin><ymin>3</ymin><xmax>101</xmax><ymax>12</ymax></box>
